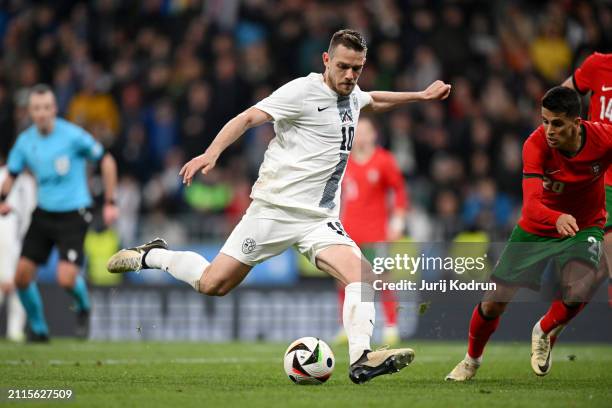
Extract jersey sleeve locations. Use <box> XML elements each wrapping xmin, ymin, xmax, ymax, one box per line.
<box><xmin>74</xmin><ymin>128</ymin><xmax>104</xmax><ymax>161</ymax></box>
<box><xmin>254</xmin><ymin>78</ymin><xmax>306</xmax><ymax>121</ymax></box>
<box><xmin>355</xmin><ymin>85</ymin><xmax>373</xmax><ymax>109</ymax></box>
<box><xmin>6</xmin><ymin>136</ymin><xmax>27</xmax><ymax>175</ymax></box>
<box><xmin>521</xmin><ymin>134</ymin><xmax>563</xmax><ymax>226</ymax></box>
<box><xmin>573</xmin><ymin>53</ymin><xmax>599</xmax><ymax>95</ymax></box>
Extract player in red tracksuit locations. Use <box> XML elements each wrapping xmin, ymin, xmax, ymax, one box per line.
<box><xmin>446</xmin><ymin>86</ymin><xmax>612</xmax><ymax>381</ymax></box>
<box><xmin>337</xmin><ymin>116</ymin><xmax>409</xmax><ymax>345</ymax></box>
<box><xmin>563</xmin><ymin>52</ymin><xmax>612</xmax><ymax>307</ymax></box>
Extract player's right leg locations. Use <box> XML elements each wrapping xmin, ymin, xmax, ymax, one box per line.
<box><xmin>15</xmin><ymin>257</ymin><xmax>49</xmax><ymax>342</ymax></box>
<box><xmin>15</xmin><ymin>212</ymin><xmax>53</xmax><ymax>342</ymax></box>
<box><xmin>107</xmin><ymin>200</ymin><xmax>296</xmax><ymax>295</ymax></box>
<box><xmin>0</xmin><ymin>215</ymin><xmax>26</xmax><ymax>341</ymax></box>
<box><xmin>107</xmin><ymin>237</ymin><xmax>252</xmax><ymax>295</ymax></box>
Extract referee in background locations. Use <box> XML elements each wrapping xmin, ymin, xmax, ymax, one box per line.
<box><xmin>0</xmin><ymin>84</ymin><xmax>118</xmax><ymax>341</ymax></box>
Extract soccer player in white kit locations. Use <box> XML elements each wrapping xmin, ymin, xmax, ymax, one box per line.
<box><xmin>0</xmin><ymin>163</ymin><xmax>36</xmax><ymax>341</ymax></box>
<box><xmin>108</xmin><ymin>30</ymin><xmax>451</xmax><ymax>383</ymax></box>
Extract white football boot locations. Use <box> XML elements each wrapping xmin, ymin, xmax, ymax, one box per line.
<box><xmin>531</xmin><ymin>319</ymin><xmax>552</xmax><ymax>376</ymax></box>
<box><xmin>445</xmin><ymin>356</ymin><xmax>480</xmax><ymax>381</ymax></box>
<box><xmin>107</xmin><ymin>238</ymin><xmax>168</xmax><ymax>273</ymax></box>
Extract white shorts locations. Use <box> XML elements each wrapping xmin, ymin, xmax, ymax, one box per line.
<box><xmin>221</xmin><ymin>199</ymin><xmax>358</xmax><ymax>266</ymax></box>
<box><xmin>0</xmin><ymin>213</ymin><xmax>21</xmax><ymax>284</ymax></box>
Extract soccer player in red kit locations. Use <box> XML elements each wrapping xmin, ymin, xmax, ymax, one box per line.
<box><xmin>337</xmin><ymin>116</ymin><xmax>408</xmax><ymax>345</ymax></box>
<box><xmin>446</xmin><ymin>86</ymin><xmax>612</xmax><ymax>381</ymax></box>
<box><xmin>563</xmin><ymin>52</ymin><xmax>612</xmax><ymax>307</ymax></box>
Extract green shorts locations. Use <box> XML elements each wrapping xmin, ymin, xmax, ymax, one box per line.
<box><xmin>361</xmin><ymin>244</ymin><xmax>387</xmax><ymax>263</ymax></box>
<box><xmin>491</xmin><ymin>225</ymin><xmax>603</xmax><ymax>289</ymax></box>
<box><xmin>605</xmin><ymin>185</ymin><xmax>612</xmax><ymax>231</ymax></box>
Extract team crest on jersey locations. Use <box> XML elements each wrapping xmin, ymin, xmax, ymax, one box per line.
<box><xmin>242</xmin><ymin>238</ymin><xmax>256</xmax><ymax>254</ymax></box>
<box><xmin>54</xmin><ymin>156</ymin><xmax>70</xmax><ymax>176</ymax></box>
<box><xmin>340</xmin><ymin>109</ymin><xmax>353</xmax><ymax>124</ymax></box>
<box><xmin>592</xmin><ymin>163</ymin><xmax>601</xmax><ymax>176</ymax></box>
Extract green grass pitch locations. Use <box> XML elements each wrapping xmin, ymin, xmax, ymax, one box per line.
<box><xmin>1</xmin><ymin>340</ymin><xmax>610</xmax><ymax>407</ymax></box>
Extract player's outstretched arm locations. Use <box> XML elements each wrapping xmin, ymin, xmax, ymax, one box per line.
<box><xmin>100</xmin><ymin>153</ymin><xmax>119</xmax><ymax>226</ymax></box>
<box><xmin>180</xmin><ymin>107</ymin><xmax>272</xmax><ymax>186</ymax></box>
<box><xmin>365</xmin><ymin>80</ymin><xmax>451</xmax><ymax>113</ymax></box>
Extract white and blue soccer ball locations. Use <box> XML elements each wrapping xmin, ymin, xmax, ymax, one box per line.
<box><xmin>283</xmin><ymin>337</ymin><xmax>335</xmax><ymax>385</ymax></box>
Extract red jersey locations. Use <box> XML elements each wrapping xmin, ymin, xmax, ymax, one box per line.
<box><xmin>572</xmin><ymin>52</ymin><xmax>612</xmax><ymax>184</ymax></box>
<box><xmin>519</xmin><ymin>121</ymin><xmax>612</xmax><ymax>237</ymax></box>
<box><xmin>341</xmin><ymin>147</ymin><xmax>408</xmax><ymax>244</ymax></box>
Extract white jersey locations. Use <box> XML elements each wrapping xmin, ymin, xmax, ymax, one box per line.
<box><xmin>253</xmin><ymin>73</ymin><xmax>372</xmax><ymax>217</ymax></box>
<box><xmin>0</xmin><ymin>166</ymin><xmax>37</xmax><ymax>239</ymax></box>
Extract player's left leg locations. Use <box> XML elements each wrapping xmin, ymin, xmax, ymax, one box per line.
<box><xmin>604</xmin><ymin>232</ymin><xmax>612</xmax><ymax>308</ymax></box>
<box><xmin>315</xmin><ymin>244</ymin><xmax>414</xmax><ymax>384</ymax></box>
<box><xmin>445</xmin><ymin>284</ymin><xmax>519</xmax><ymax>381</ymax></box>
<box><xmin>55</xmin><ymin>209</ymin><xmax>95</xmax><ymax>338</ymax></box>
<box><xmin>531</xmin><ymin>257</ymin><xmax>606</xmax><ymax>376</ymax></box>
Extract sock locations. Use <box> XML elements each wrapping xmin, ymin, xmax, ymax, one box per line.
<box><xmin>337</xmin><ymin>286</ymin><xmax>345</xmax><ymax>324</ymax></box>
<box><xmin>608</xmin><ymin>282</ymin><xmax>612</xmax><ymax>308</ymax></box>
<box><xmin>7</xmin><ymin>292</ymin><xmax>26</xmax><ymax>340</ymax></box>
<box><xmin>540</xmin><ymin>300</ymin><xmax>586</xmax><ymax>334</ymax></box>
<box><xmin>66</xmin><ymin>274</ymin><xmax>91</xmax><ymax>313</ymax></box>
<box><xmin>381</xmin><ymin>289</ymin><xmax>398</xmax><ymax>327</ymax></box>
<box><xmin>17</xmin><ymin>283</ymin><xmax>49</xmax><ymax>336</ymax></box>
<box><xmin>0</xmin><ymin>291</ymin><xmax>4</xmax><ymax>307</ymax></box>
<box><xmin>146</xmin><ymin>248</ymin><xmax>209</xmax><ymax>291</ymax></box>
<box><xmin>343</xmin><ymin>282</ymin><xmax>375</xmax><ymax>365</ymax></box>
<box><xmin>467</xmin><ymin>303</ymin><xmax>500</xmax><ymax>360</ymax></box>
<box><xmin>549</xmin><ymin>324</ymin><xmax>566</xmax><ymax>348</ymax></box>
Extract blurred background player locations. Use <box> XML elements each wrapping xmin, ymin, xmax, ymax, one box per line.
<box><xmin>562</xmin><ymin>52</ymin><xmax>612</xmax><ymax>308</ymax></box>
<box><xmin>336</xmin><ymin>116</ymin><xmax>408</xmax><ymax>346</ymax></box>
<box><xmin>0</xmin><ymin>84</ymin><xmax>119</xmax><ymax>341</ymax></box>
<box><xmin>0</xmin><ymin>158</ymin><xmax>36</xmax><ymax>342</ymax></box>
<box><xmin>446</xmin><ymin>86</ymin><xmax>612</xmax><ymax>381</ymax></box>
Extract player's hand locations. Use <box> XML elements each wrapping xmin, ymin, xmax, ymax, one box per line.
<box><xmin>556</xmin><ymin>213</ymin><xmax>579</xmax><ymax>237</ymax></box>
<box><xmin>0</xmin><ymin>201</ymin><xmax>11</xmax><ymax>216</ymax></box>
<box><xmin>103</xmin><ymin>203</ymin><xmax>119</xmax><ymax>226</ymax></box>
<box><xmin>421</xmin><ymin>80</ymin><xmax>452</xmax><ymax>101</ymax></box>
<box><xmin>179</xmin><ymin>151</ymin><xmax>219</xmax><ymax>186</ymax></box>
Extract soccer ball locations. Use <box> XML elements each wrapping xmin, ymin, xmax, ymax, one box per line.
<box><xmin>283</xmin><ymin>337</ymin><xmax>335</xmax><ymax>384</ymax></box>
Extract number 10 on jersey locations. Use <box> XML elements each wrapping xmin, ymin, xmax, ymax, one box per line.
<box><xmin>341</xmin><ymin>126</ymin><xmax>355</xmax><ymax>152</ymax></box>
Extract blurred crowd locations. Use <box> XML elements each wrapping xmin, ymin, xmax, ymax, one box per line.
<box><xmin>1</xmin><ymin>0</ymin><xmax>611</xmax><ymax>247</ymax></box>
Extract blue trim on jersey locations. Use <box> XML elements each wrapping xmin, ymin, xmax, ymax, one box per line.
<box><xmin>7</xmin><ymin>118</ymin><xmax>104</xmax><ymax>212</ymax></box>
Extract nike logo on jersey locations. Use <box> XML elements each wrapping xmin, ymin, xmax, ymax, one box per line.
<box><xmin>544</xmin><ymin>169</ymin><xmax>560</xmax><ymax>175</ymax></box>
<box><xmin>602</xmin><ymin>85</ymin><xmax>612</xmax><ymax>92</ymax></box>
<box><xmin>318</xmin><ymin>106</ymin><xmax>330</xmax><ymax>112</ymax></box>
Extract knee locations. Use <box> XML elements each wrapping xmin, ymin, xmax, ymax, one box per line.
<box><xmin>57</xmin><ymin>273</ymin><xmax>76</xmax><ymax>289</ymax></box>
<box><xmin>200</xmin><ymin>279</ymin><xmax>229</xmax><ymax>296</ymax></box>
<box><xmin>14</xmin><ymin>273</ymin><xmax>30</xmax><ymax>289</ymax></box>
<box><xmin>480</xmin><ymin>301</ymin><xmax>507</xmax><ymax>318</ymax></box>
<box><xmin>14</xmin><ymin>265</ymin><xmax>32</xmax><ymax>289</ymax></box>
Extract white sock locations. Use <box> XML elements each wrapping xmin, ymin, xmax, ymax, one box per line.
<box><xmin>533</xmin><ymin>319</ymin><xmax>545</xmax><ymax>338</ymax></box>
<box><xmin>7</xmin><ymin>292</ymin><xmax>26</xmax><ymax>341</ymax></box>
<box><xmin>145</xmin><ymin>249</ymin><xmax>209</xmax><ymax>292</ymax></box>
<box><xmin>343</xmin><ymin>282</ymin><xmax>375</xmax><ymax>365</ymax></box>
<box><xmin>465</xmin><ymin>352</ymin><xmax>482</xmax><ymax>366</ymax></box>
